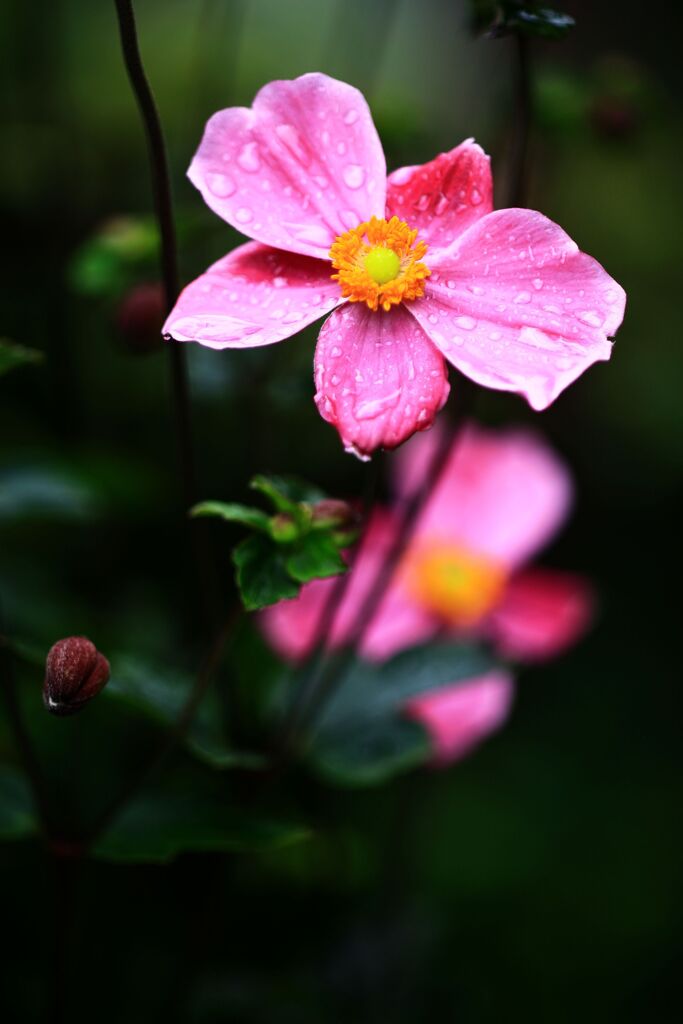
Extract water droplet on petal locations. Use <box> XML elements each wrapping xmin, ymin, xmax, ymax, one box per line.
<box><xmin>343</xmin><ymin>109</ymin><xmax>359</xmax><ymax>125</ymax></box>
<box><xmin>391</xmin><ymin>166</ymin><xmax>414</xmax><ymax>186</ymax></box>
<box><xmin>273</xmin><ymin>277</ymin><xmax>287</xmax><ymax>289</ymax></box>
<box><xmin>434</xmin><ymin>194</ymin><xmax>449</xmax><ymax>216</ymax></box>
<box><xmin>336</xmin><ymin>141</ymin><xmax>347</xmax><ymax>156</ymax></box>
<box><xmin>330</xmin><ymin>346</ymin><xmax>342</xmax><ymax>357</ymax></box>
<box><xmin>470</xmin><ymin>187</ymin><xmax>483</xmax><ymax>205</ymax></box>
<box><xmin>415</xmin><ymin>193</ymin><xmax>431</xmax><ymax>212</ymax></box>
<box><xmin>343</xmin><ymin>165</ymin><xmax>365</xmax><ymax>190</ymax></box>
<box><xmin>532</xmin><ymin>278</ymin><xmax>544</xmax><ymax>291</ymax></box>
<box><xmin>577</xmin><ymin>310</ymin><xmax>603</xmax><ymax>328</ymax></box>
<box><xmin>206</xmin><ymin>172</ymin><xmax>236</xmax><ymax>198</ymax></box>
<box><xmin>514</xmin><ymin>291</ymin><xmax>532</xmax><ymax>304</ymax></box>
<box><xmin>236</xmin><ymin>142</ymin><xmax>260</xmax><ymax>172</ymax></box>
<box><xmin>235</xmin><ymin>207</ymin><xmax>253</xmax><ymax>224</ymax></box>
<box><xmin>455</xmin><ymin>316</ymin><xmax>477</xmax><ymax>331</ymax></box>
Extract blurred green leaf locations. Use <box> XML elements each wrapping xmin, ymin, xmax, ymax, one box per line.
<box><xmin>0</xmin><ymin>466</ymin><xmax>100</xmax><ymax>523</ymax></box>
<box><xmin>68</xmin><ymin>216</ymin><xmax>160</xmax><ymax>297</ymax></box>
<box><xmin>0</xmin><ymin>765</ymin><xmax>38</xmax><ymax>841</ymax></box>
<box><xmin>471</xmin><ymin>1</ymin><xmax>575</xmax><ymax>38</ymax></box>
<box><xmin>105</xmin><ymin>655</ymin><xmax>264</xmax><ymax>771</ymax></box>
<box><xmin>92</xmin><ymin>765</ymin><xmax>310</xmax><ymax>864</ymax></box>
<box><xmin>307</xmin><ymin>643</ymin><xmax>497</xmax><ymax>786</ymax></box>
<box><xmin>285</xmin><ymin>531</ymin><xmax>347</xmax><ymax>584</ymax></box>
<box><xmin>250</xmin><ymin>474</ymin><xmax>326</xmax><ymax>507</ymax></box>
<box><xmin>191</xmin><ymin>501</ymin><xmax>271</xmax><ymax>532</ymax></box>
<box><xmin>233</xmin><ymin>534</ymin><xmax>300</xmax><ymax>611</ymax></box>
<box><xmin>0</xmin><ymin>339</ymin><xmax>44</xmax><ymax>378</ymax></box>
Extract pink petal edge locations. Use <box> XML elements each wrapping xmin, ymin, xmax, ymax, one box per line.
<box><xmin>395</xmin><ymin>423</ymin><xmax>574</xmax><ymax>571</ymax></box>
<box><xmin>487</xmin><ymin>568</ymin><xmax>595</xmax><ymax>661</ymax></box>
<box><xmin>386</xmin><ymin>139</ymin><xmax>493</xmax><ymax>256</ymax></box>
<box><xmin>188</xmin><ymin>73</ymin><xmax>387</xmax><ymax>260</ymax></box>
<box><xmin>411</xmin><ymin>207</ymin><xmax>626</xmax><ymax>410</ymax></box>
<box><xmin>314</xmin><ymin>303</ymin><xmax>450</xmax><ymax>458</ymax></box>
<box><xmin>404</xmin><ymin>670</ymin><xmax>515</xmax><ymax>767</ymax></box>
<box><xmin>162</xmin><ymin>242</ymin><xmax>341</xmax><ymax>349</ymax></box>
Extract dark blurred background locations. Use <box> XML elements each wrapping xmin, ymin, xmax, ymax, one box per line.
<box><xmin>1</xmin><ymin>1</ymin><xmax>681</xmax><ymax>1020</ymax></box>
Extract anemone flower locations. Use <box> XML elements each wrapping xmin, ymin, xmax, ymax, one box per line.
<box><xmin>164</xmin><ymin>74</ymin><xmax>625</xmax><ymax>457</ymax></box>
<box><xmin>260</xmin><ymin>424</ymin><xmax>593</xmax><ymax>664</ymax></box>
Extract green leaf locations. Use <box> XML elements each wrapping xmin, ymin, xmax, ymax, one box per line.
<box><xmin>251</xmin><ymin>474</ymin><xmax>326</xmax><ymax>506</ymax></box>
<box><xmin>0</xmin><ymin>339</ymin><xmax>44</xmax><ymax>378</ymax></box>
<box><xmin>0</xmin><ymin>765</ymin><xmax>39</xmax><ymax>841</ymax></box>
<box><xmin>285</xmin><ymin>531</ymin><xmax>347</xmax><ymax>584</ymax></box>
<box><xmin>105</xmin><ymin>655</ymin><xmax>264</xmax><ymax>770</ymax></box>
<box><xmin>92</xmin><ymin>764</ymin><xmax>310</xmax><ymax>864</ymax></box>
<box><xmin>307</xmin><ymin>643</ymin><xmax>497</xmax><ymax>786</ymax></box>
<box><xmin>233</xmin><ymin>534</ymin><xmax>299</xmax><ymax>611</ymax></box>
<box><xmin>190</xmin><ymin>501</ymin><xmax>271</xmax><ymax>532</ymax></box>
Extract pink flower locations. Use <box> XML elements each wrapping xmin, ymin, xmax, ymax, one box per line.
<box><xmin>163</xmin><ymin>74</ymin><xmax>626</xmax><ymax>457</ymax></box>
<box><xmin>404</xmin><ymin>670</ymin><xmax>514</xmax><ymax>767</ymax></box>
<box><xmin>260</xmin><ymin>424</ymin><xmax>593</xmax><ymax>665</ymax></box>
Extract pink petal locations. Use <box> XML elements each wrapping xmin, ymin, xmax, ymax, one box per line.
<box><xmin>488</xmin><ymin>568</ymin><xmax>595</xmax><ymax>661</ymax></box>
<box><xmin>404</xmin><ymin>670</ymin><xmax>514</xmax><ymax>767</ymax></box>
<box><xmin>259</xmin><ymin>509</ymin><xmax>438</xmax><ymax>663</ymax></box>
<box><xmin>398</xmin><ymin>424</ymin><xmax>573</xmax><ymax>571</ymax></box>
<box><xmin>314</xmin><ymin>304</ymin><xmax>450</xmax><ymax>458</ymax></box>
<box><xmin>385</xmin><ymin>139</ymin><xmax>493</xmax><ymax>255</ymax></box>
<box><xmin>162</xmin><ymin>242</ymin><xmax>341</xmax><ymax>349</ymax></box>
<box><xmin>411</xmin><ymin>208</ymin><xmax>626</xmax><ymax>410</ymax></box>
<box><xmin>188</xmin><ymin>73</ymin><xmax>386</xmax><ymax>260</ymax></box>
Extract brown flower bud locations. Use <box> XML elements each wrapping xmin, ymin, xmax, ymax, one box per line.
<box><xmin>115</xmin><ymin>282</ymin><xmax>165</xmax><ymax>355</ymax></box>
<box><xmin>43</xmin><ymin>637</ymin><xmax>110</xmax><ymax>716</ymax></box>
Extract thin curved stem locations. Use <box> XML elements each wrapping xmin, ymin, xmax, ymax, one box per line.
<box><xmin>290</xmin><ymin>383</ymin><xmax>475</xmax><ymax>749</ymax></box>
<box><xmin>112</xmin><ymin>0</ymin><xmax>197</xmax><ymax>513</ymax></box>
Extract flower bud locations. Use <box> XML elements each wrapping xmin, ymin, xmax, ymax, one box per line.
<box><xmin>310</xmin><ymin>499</ymin><xmax>356</xmax><ymax>529</ymax></box>
<box><xmin>115</xmin><ymin>282</ymin><xmax>165</xmax><ymax>355</ymax></box>
<box><xmin>43</xmin><ymin>637</ymin><xmax>110</xmax><ymax>716</ymax></box>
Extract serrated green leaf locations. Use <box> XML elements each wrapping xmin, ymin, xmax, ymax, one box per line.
<box><xmin>92</xmin><ymin>764</ymin><xmax>310</xmax><ymax>864</ymax></box>
<box><xmin>307</xmin><ymin>643</ymin><xmax>497</xmax><ymax>786</ymax></box>
<box><xmin>233</xmin><ymin>534</ymin><xmax>299</xmax><ymax>611</ymax></box>
<box><xmin>285</xmin><ymin>531</ymin><xmax>347</xmax><ymax>584</ymax></box>
<box><xmin>0</xmin><ymin>339</ymin><xmax>44</xmax><ymax>378</ymax></box>
<box><xmin>190</xmin><ymin>500</ymin><xmax>271</xmax><ymax>532</ymax></box>
<box><xmin>0</xmin><ymin>765</ymin><xmax>39</xmax><ymax>841</ymax></box>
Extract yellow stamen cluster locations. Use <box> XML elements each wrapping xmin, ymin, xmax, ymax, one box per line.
<box><xmin>329</xmin><ymin>216</ymin><xmax>430</xmax><ymax>312</ymax></box>
<box><xmin>402</xmin><ymin>542</ymin><xmax>507</xmax><ymax>626</ymax></box>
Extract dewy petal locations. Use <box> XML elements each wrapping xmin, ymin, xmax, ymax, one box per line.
<box><xmin>162</xmin><ymin>242</ymin><xmax>342</xmax><ymax>349</ymax></box>
<box><xmin>487</xmin><ymin>568</ymin><xmax>594</xmax><ymax>662</ymax></box>
<box><xmin>403</xmin><ymin>670</ymin><xmax>514</xmax><ymax>767</ymax></box>
<box><xmin>188</xmin><ymin>73</ymin><xmax>386</xmax><ymax>260</ymax></box>
<box><xmin>314</xmin><ymin>303</ymin><xmax>450</xmax><ymax>457</ymax></box>
<box><xmin>385</xmin><ymin>139</ymin><xmax>493</xmax><ymax>256</ymax></box>
<box><xmin>412</xmin><ymin>208</ymin><xmax>626</xmax><ymax>410</ymax></box>
<box><xmin>394</xmin><ymin>424</ymin><xmax>573</xmax><ymax>571</ymax></box>
<box><xmin>259</xmin><ymin>508</ymin><xmax>438</xmax><ymax>663</ymax></box>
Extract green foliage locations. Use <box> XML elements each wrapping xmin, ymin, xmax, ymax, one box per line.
<box><xmin>193</xmin><ymin>475</ymin><xmax>355</xmax><ymax>611</ymax></box>
<box><xmin>105</xmin><ymin>656</ymin><xmax>265</xmax><ymax>771</ymax></box>
<box><xmin>92</xmin><ymin>763</ymin><xmax>310</xmax><ymax>864</ymax></box>
<box><xmin>306</xmin><ymin>643</ymin><xmax>498</xmax><ymax>787</ymax></box>
<box><xmin>0</xmin><ymin>339</ymin><xmax>43</xmax><ymax>378</ymax></box>
<box><xmin>68</xmin><ymin>216</ymin><xmax>160</xmax><ymax>297</ymax></box>
<box><xmin>0</xmin><ymin>766</ymin><xmax>38</xmax><ymax>841</ymax></box>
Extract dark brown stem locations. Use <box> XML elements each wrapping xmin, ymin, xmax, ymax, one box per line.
<box><xmin>289</xmin><ymin>384</ymin><xmax>475</xmax><ymax>748</ymax></box>
<box><xmin>507</xmin><ymin>31</ymin><xmax>532</xmax><ymax>208</ymax></box>
<box><xmin>112</xmin><ymin>0</ymin><xmax>197</xmax><ymax>512</ymax></box>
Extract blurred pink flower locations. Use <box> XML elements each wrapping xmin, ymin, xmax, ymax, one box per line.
<box><xmin>164</xmin><ymin>73</ymin><xmax>625</xmax><ymax>457</ymax></box>
<box><xmin>260</xmin><ymin>424</ymin><xmax>593</xmax><ymax>664</ymax></box>
<box><xmin>404</xmin><ymin>670</ymin><xmax>514</xmax><ymax>767</ymax></box>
